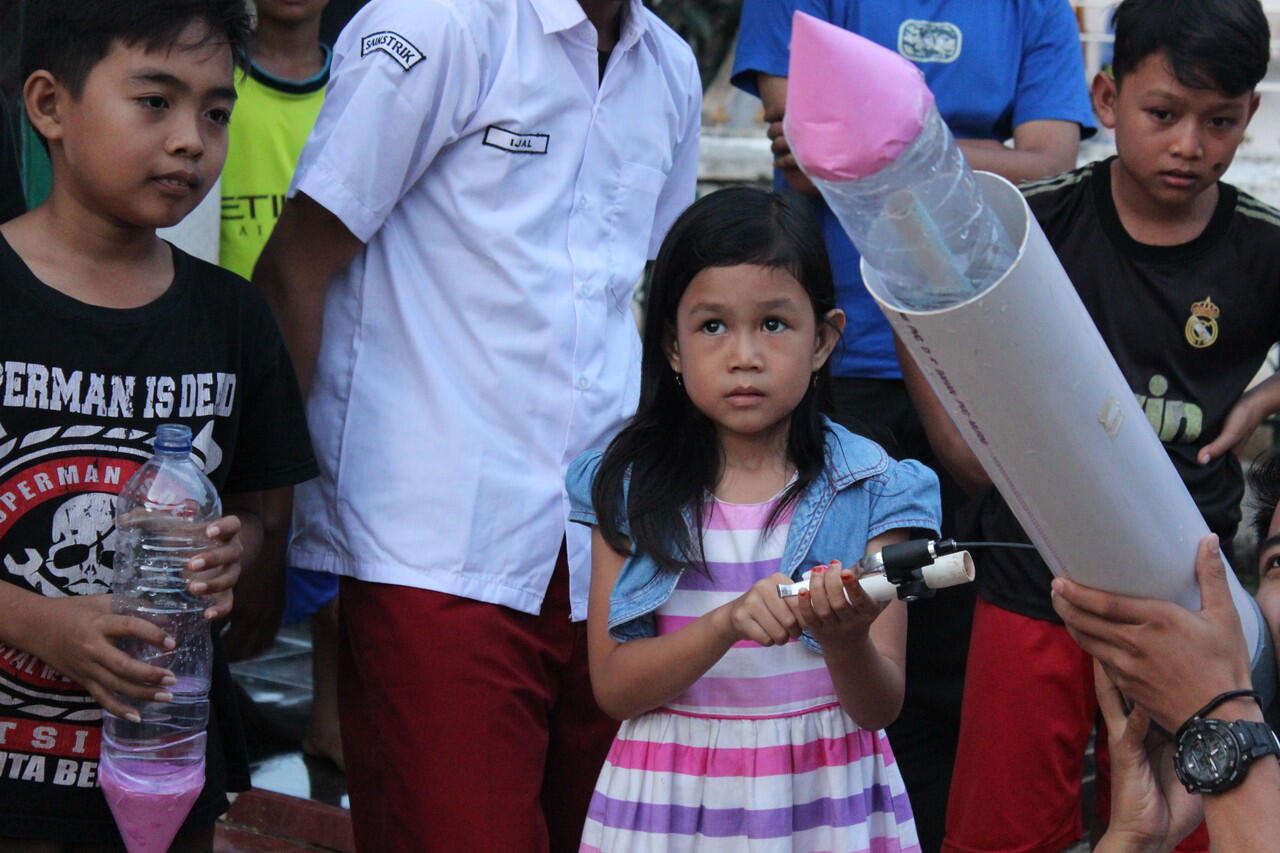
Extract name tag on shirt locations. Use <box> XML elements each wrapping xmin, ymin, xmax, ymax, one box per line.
<box><xmin>483</xmin><ymin>126</ymin><xmax>550</xmax><ymax>155</ymax></box>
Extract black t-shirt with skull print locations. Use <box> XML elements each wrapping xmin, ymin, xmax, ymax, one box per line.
<box><xmin>0</xmin><ymin>234</ymin><xmax>316</xmax><ymax>843</ymax></box>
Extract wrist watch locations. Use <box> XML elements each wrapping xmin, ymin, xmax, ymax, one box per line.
<box><xmin>1173</xmin><ymin>689</ymin><xmax>1280</xmax><ymax>795</ymax></box>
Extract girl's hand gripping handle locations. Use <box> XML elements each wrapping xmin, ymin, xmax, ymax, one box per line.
<box><xmin>728</xmin><ymin>573</ymin><xmax>805</xmax><ymax>647</ymax></box>
<box><xmin>787</xmin><ymin>559</ymin><xmax>888</xmax><ymax>646</ymax></box>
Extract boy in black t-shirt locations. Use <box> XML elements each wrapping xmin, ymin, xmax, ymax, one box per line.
<box><xmin>0</xmin><ymin>3</ymin><xmax>316</xmax><ymax>849</ymax></box>
<box><xmin>900</xmin><ymin>2</ymin><xmax>1280</xmax><ymax>851</ymax></box>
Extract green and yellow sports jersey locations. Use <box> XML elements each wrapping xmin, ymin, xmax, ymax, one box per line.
<box><xmin>219</xmin><ymin>48</ymin><xmax>330</xmax><ymax>280</ymax></box>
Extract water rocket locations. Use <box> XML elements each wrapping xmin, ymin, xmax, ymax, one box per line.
<box><xmin>784</xmin><ymin>11</ymin><xmax>1275</xmax><ymax>696</ymax></box>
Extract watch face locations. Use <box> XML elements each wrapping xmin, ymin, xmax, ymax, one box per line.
<box><xmin>1179</xmin><ymin>720</ymin><xmax>1242</xmax><ymax>787</ymax></box>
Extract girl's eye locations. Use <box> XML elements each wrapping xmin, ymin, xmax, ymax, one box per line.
<box><xmin>1263</xmin><ymin>553</ymin><xmax>1280</xmax><ymax>573</ymax></box>
<box><xmin>762</xmin><ymin>318</ymin><xmax>788</xmax><ymax>333</ymax></box>
<box><xmin>207</xmin><ymin>108</ymin><xmax>232</xmax><ymax>127</ymax></box>
<box><xmin>701</xmin><ymin>320</ymin><xmax>725</xmax><ymax>335</ymax></box>
<box><xmin>139</xmin><ymin>95</ymin><xmax>168</xmax><ymax>111</ymax></box>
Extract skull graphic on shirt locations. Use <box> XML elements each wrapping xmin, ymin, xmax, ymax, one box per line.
<box><xmin>43</xmin><ymin>493</ymin><xmax>118</xmax><ymax>595</ymax></box>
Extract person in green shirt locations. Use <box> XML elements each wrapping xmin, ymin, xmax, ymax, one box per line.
<box><xmin>219</xmin><ymin>0</ymin><xmax>330</xmax><ymax>279</ymax></box>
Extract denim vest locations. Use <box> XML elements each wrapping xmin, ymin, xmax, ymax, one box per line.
<box><xmin>566</xmin><ymin>420</ymin><xmax>941</xmax><ymax>648</ymax></box>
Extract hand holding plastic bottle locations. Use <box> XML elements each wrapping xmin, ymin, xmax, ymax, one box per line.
<box><xmin>183</xmin><ymin>513</ymin><xmax>245</xmax><ymax>621</ymax></box>
<box><xmin>21</xmin><ymin>593</ymin><xmax>177</xmax><ymax>721</ymax></box>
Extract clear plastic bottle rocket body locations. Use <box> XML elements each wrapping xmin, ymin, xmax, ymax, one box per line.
<box><xmin>102</xmin><ymin>424</ymin><xmax>217</xmax><ymax>853</ymax></box>
<box><xmin>782</xmin><ymin>12</ymin><xmax>1017</xmax><ymax>310</ymax></box>
<box><xmin>817</xmin><ymin>109</ymin><xmax>1018</xmax><ymax>310</ymax></box>
<box><xmin>109</xmin><ymin>423</ymin><xmax>218</xmax><ymax>735</ymax></box>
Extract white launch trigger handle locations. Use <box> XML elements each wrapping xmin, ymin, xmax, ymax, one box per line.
<box><xmin>777</xmin><ymin>550</ymin><xmax>974</xmax><ymax>603</ymax></box>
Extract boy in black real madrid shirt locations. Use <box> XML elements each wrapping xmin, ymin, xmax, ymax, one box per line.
<box><xmin>0</xmin><ymin>2</ymin><xmax>317</xmax><ymax>849</ymax></box>
<box><xmin>901</xmin><ymin>1</ymin><xmax>1280</xmax><ymax>851</ymax></box>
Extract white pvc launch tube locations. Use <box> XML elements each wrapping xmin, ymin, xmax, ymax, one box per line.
<box><xmin>863</xmin><ymin>173</ymin><xmax>1271</xmax><ymax>679</ymax></box>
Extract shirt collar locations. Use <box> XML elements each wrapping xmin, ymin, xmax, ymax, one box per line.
<box><xmin>821</xmin><ymin>418</ymin><xmax>890</xmax><ymax>489</ymax></box>
<box><xmin>528</xmin><ymin>0</ymin><xmax>653</xmax><ymax>53</ymax></box>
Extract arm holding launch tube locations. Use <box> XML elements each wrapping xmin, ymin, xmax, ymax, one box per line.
<box><xmin>1061</xmin><ymin>539</ymin><xmax>1280</xmax><ymax>851</ymax></box>
<box><xmin>585</xmin><ymin>528</ymin><xmax>778</xmax><ymax>720</ymax></box>
<box><xmin>1091</xmin><ymin>652</ymin><xmax>1280</xmax><ymax>853</ymax></box>
<box><xmin>1092</xmin><ymin>658</ymin><xmax>1204</xmax><ymax>853</ymax></box>
<box><xmin>1097</xmin><ymin>715</ymin><xmax>1280</xmax><ymax>853</ymax></box>
<box><xmin>1051</xmin><ymin>535</ymin><xmax>1253</xmax><ymax>733</ymax></box>
<box><xmin>1093</xmin><ymin>660</ymin><xmax>1202</xmax><ymax>853</ymax></box>
<box><xmin>784</xmin><ymin>534</ymin><xmax>907</xmax><ymax>731</ymax></box>
<box><xmin>586</xmin><ymin>524</ymin><xmax>909</xmax><ymax>727</ymax></box>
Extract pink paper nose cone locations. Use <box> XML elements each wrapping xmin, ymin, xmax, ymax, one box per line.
<box><xmin>784</xmin><ymin>11</ymin><xmax>934</xmax><ymax>182</ymax></box>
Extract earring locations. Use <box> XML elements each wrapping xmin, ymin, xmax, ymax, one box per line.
<box><xmin>675</xmin><ymin>372</ymin><xmax>683</xmax><ymax>387</ymax></box>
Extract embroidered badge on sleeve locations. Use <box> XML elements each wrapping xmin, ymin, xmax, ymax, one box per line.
<box><xmin>361</xmin><ymin>31</ymin><xmax>424</xmax><ymax>71</ymax></box>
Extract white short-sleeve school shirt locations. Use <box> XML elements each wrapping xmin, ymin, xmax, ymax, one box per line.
<box><xmin>286</xmin><ymin>0</ymin><xmax>701</xmax><ymax>619</ymax></box>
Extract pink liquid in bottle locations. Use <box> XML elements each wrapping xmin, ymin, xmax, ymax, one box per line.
<box><xmin>100</xmin><ymin>756</ymin><xmax>204</xmax><ymax>853</ymax></box>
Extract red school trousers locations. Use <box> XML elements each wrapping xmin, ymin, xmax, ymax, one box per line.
<box><xmin>336</xmin><ymin>549</ymin><xmax>618</xmax><ymax>852</ymax></box>
<box><xmin>943</xmin><ymin>597</ymin><xmax>1208</xmax><ymax>853</ymax></box>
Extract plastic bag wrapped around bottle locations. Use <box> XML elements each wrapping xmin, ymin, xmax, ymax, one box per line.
<box><xmin>783</xmin><ymin>11</ymin><xmax>1274</xmax><ymax>700</ymax></box>
<box><xmin>103</xmin><ymin>424</ymin><xmax>218</xmax><ymax>853</ymax></box>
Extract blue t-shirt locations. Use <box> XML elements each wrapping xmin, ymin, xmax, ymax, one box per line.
<box><xmin>733</xmin><ymin>0</ymin><xmax>1096</xmax><ymax>379</ymax></box>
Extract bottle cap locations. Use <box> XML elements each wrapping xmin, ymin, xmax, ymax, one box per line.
<box><xmin>154</xmin><ymin>424</ymin><xmax>193</xmax><ymax>454</ymax></box>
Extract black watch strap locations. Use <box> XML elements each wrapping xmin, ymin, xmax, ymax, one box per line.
<box><xmin>1175</xmin><ymin>689</ymin><xmax>1262</xmax><ymax>741</ymax></box>
<box><xmin>1236</xmin><ymin>719</ymin><xmax>1280</xmax><ymax>763</ymax></box>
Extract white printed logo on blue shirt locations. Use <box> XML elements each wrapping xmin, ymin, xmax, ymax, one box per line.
<box><xmin>898</xmin><ymin>20</ymin><xmax>962</xmax><ymax>63</ymax></box>
<box><xmin>360</xmin><ymin>31</ymin><xmax>424</xmax><ymax>70</ymax></box>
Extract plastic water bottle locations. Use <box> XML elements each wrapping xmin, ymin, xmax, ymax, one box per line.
<box><xmin>817</xmin><ymin>107</ymin><xmax>1019</xmax><ymax>310</ymax></box>
<box><xmin>101</xmin><ymin>424</ymin><xmax>217</xmax><ymax>853</ymax></box>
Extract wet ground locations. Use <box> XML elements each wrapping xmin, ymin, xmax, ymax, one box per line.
<box><xmin>230</xmin><ymin>623</ymin><xmax>349</xmax><ymax>809</ymax></box>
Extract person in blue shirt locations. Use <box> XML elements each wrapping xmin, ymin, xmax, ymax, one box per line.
<box><xmin>733</xmin><ymin>3</ymin><xmax>1096</xmax><ymax>848</ymax></box>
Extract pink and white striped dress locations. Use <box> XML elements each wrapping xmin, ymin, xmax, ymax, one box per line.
<box><xmin>580</xmin><ymin>495</ymin><xmax>920</xmax><ymax>853</ymax></box>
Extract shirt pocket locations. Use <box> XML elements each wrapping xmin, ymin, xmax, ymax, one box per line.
<box><xmin>605</xmin><ymin>161</ymin><xmax>668</xmax><ymax>311</ymax></box>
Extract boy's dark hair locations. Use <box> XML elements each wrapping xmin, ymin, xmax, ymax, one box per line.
<box><xmin>592</xmin><ymin>187</ymin><xmax>838</xmax><ymax>574</ymax></box>
<box><xmin>20</xmin><ymin>0</ymin><xmax>252</xmax><ymax>97</ymax></box>
<box><xmin>1112</xmin><ymin>0</ymin><xmax>1270</xmax><ymax>97</ymax></box>
<box><xmin>1249</xmin><ymin>450</ymin><xmax>1280</xmax><ymax>546</ymax></box>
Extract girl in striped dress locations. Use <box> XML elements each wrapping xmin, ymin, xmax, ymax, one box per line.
<box><xmin>568</xmin><ymin>188</ymin><xmax>941</xmax><ymax>852</ymax></box>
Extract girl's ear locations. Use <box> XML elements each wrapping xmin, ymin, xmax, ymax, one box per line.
<box><xmin>24</xmin><ymin>71</ymin><xmax>65</xmax><ymax>144</ymax></box>
<box><xmin>663</xmin><ymin>325</ymin><xmax>681</xmax><ymax>374</ymax></box>
<box><xmin>812</xmin><ymin>308</ymin><xmax>846</xmax><ymax>371</ymax></box>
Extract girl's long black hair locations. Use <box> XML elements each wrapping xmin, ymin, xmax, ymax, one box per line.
<box><xmin>592</xmin><ymin>187</ymin><xmax>839</xmax><ymax>573</ymax></box>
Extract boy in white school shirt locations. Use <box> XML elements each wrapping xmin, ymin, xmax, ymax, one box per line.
<box><xmin>254</xmin><ymin>0</ymin><xmax>701</xmax><ymax>849</ymax></box>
